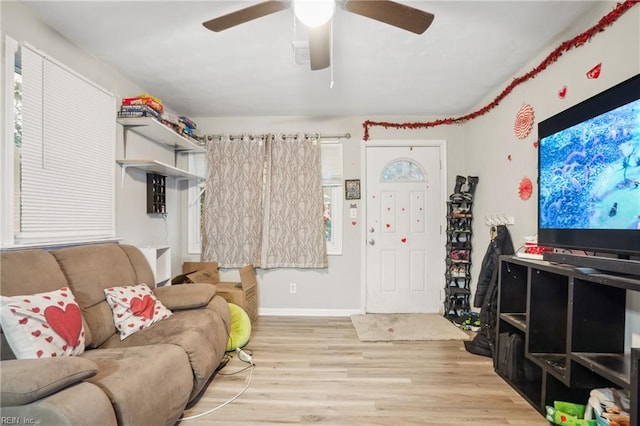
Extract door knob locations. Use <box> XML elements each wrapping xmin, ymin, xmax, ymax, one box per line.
<box><xmin>369</xmin><ymin>226</ymin><xmax>375</xmax><ymax>233</ymax></box>
<box><xmin>368</xmin><ymin>239</ymin><xmax>375</xmax><ymax>245</ymax></box>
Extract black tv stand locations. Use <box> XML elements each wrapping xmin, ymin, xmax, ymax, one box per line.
<box><xmin>496</xmin><ymin>255</ymin><xmax>640</xmax><ymax>424</ymax></box>
<box><xmin>543</xmin><ymin>252</ymin><xmax>640</xmax><ymax>277</ymax></box>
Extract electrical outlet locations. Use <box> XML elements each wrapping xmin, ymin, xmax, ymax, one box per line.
<box><xmin>289</xmin><ymin>282</ymin><xmax>297</xmax><ymax>294</ymax></box>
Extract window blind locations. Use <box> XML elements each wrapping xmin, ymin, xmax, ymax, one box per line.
<box><xmin>18</xmin><ymin>44</ymin><xmax>115</xmax><ymax>244</ymax></box>
<box><xmin>321</xmin><ymin>142</ymin><xmax>343</xmax><ymax>185</ymax></box>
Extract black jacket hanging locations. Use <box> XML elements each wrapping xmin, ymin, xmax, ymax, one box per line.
<box><xmin>463</xmin><ymin>225</ymin><xmax>515</xmax><ymax>358</ymax></box>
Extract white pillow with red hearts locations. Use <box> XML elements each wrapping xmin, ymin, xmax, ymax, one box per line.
<box><xmin>104</xmin><ymin>283</ymin><xmax>172</xmax><ymax>340</ymax></box>
<box><xmin>0</xmin><ymin>287</ymin><xmax>86</xmax><ymax>359</ymax></box>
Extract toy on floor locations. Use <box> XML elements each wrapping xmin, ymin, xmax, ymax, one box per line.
<box><xmin>545</xmin><ymin>401</ymin><xmax>596</xmax><ymax>426</ymax></box>
<box><xmin>585</xmin><ymin>388</ymin><xmax>630</xmax><ymax>426</ymax></box>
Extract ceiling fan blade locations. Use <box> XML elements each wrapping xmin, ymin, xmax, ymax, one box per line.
<box><xmin>203</xmin><ymin>0</ymin><xmax>288</xmax><ymax>32</ymax></box>
<box><xmin>343</xmin><ymin>0</ymin><xmax>435</xmax><ymax>34</ymax></box>
<box><xmin>308</xmin><ymin>21</ymin><xmax>331</xmax><ymax>71</ymax></box>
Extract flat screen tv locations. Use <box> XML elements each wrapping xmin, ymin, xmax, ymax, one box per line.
<box><xmin>537</xmin><ymin>73</ymin><xmax>640</xmax><ymax>258</ymax></box>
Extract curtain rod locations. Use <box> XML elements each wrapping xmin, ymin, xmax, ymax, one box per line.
<box><xmin>320</xmin><ymin>133</ymin><xmax>351</xmax><ymax>140</ymax></box>
<box><xmin>204</xmin><ymin>132</ymin><xmax>351</xmax><ymax>141</ymax></box>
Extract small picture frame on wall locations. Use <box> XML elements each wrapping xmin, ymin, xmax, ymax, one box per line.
<box><xmin>345</xmin><ymin>179</ymin><xmax>361</xmax><ymax>200</ymax></box>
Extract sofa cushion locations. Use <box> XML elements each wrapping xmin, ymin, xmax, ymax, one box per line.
<box><xmin>51</xmin><ymin>244</ymin><xmax>141</xmax><ymax>347</ymax></box>
<box><xmin>0</xmin><ymin>250</ymin><xmax>93</xmax><ymax>358</ymax></box>
<box><xmin>99</xmin><ymin>303</ymin><xmax>229</xmax><ymax>400</ymax></box>
<box><xmin>1</xmin><ymin>357</ymin><xmax>98</xmax><ymax>406</ymax></box>
<box><xmin>104</xmin><ymin>284</ymin><xmax>172</xmax><ymax>340</ymax></box>
<box><xmin>153</xmin><ymin>283</ymin><xmax>216</xmax><ymax>310</ymax></box>
<box><xmin>0</xmin><ymin>288</ymin><xmax>86</xmax><ymax>359</ymax></box>
<box><xmin>0</xmin><ymin>381</ymin><xmax>118</xmax><ymax>426</ymax></box>
<box><xmin>118</xmin><ymin>244</ymin><xmax>156</xmax><ymax>286</ymax></box>
<box><xmin>0</xmin><ymin>250</ymin><xmax>68</xmax><ymax>297</ymax></box>
<box><xmin>82</xmin><ymin>345</ymin><xmax>192</xmax><ymax>426</ymax></box>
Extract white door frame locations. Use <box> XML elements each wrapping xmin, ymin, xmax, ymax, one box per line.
<box><xmin>359</xmin><ymin>139</ymin><xmax>448</xmax><ymax>313</ymax></box>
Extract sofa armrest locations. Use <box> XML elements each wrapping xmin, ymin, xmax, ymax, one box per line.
<box><xmin>1</xmin><ymin>357</ymin><xmax>98</xmax><ymax>406</ymax></box>
<box><xmin>153</xmin><ymin>283</ymin><xmax>216</xmax><ymax>311</ymax></box>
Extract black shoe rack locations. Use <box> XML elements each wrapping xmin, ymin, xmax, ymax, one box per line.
<box><xmin>147</xmin><ymin>173</ymin><xmax>167</xmax><ymax>214</ymax></box>
<box><xmin>444</xmin><ymin>175</ymin><xmax>478</xmax><ymax>320</ymax></box>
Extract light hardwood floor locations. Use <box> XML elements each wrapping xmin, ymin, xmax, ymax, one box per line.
<box><xmin>179</xmin><ymin>316</ymin><xmax>548</xmax><ymax>425</ymax></box>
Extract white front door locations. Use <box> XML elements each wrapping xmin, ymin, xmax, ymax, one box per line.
<box><xmin>365</xmin><ymin>145</ymin><xmax>443</xmax><ymax>313</ymax></box>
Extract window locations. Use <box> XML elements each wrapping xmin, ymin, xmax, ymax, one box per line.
<box><xmin>13</xmin><ymin>53</ymin><xmax>22</xmax><ymax>236</ymax></box>
<box><xmin>187</xmin><ymin>153</ymin><xmax>206</xmax><ymax>254</ymax></box>
<box><xmin>321</xmin><ymin>142</ymin><xmax>343</xmax><ymax>255</ymax></box>
<box><xmin>186</xmin><ymin>139</ymin><xmax>344</xmax><ymax>256</ymax></box>
<box><xmin>381</xmin><ymin>159</ymin><xmax>426</xmax><ymax>182</ymax></box>
<box><xmin>1</xmin><ymin>39</ymin><xmax>116</xmax><ymax>247</ymax></box>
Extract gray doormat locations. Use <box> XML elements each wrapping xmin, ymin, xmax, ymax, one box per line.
<box><xmin>350</xmin><ymin>313</ymin><xmax>470</xmax><ymax>342</ymax></box>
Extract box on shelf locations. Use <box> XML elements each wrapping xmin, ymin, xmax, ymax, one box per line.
<box><xmin>121</xmin><ymin>96</ymin><xmax>163</xmax><ymax>113</ymax></box>
<box><xmin>118</xmin><ymin>104</ymin><xmax>161</xmax><ymax>119</ymax></box>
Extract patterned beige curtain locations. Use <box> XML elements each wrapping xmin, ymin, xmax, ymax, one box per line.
<box><xmin>202</xmin><ymin>135</ymin><xmax>265</xmax><ymax>267</ymax></box>
<box><xmin>262</xmin><ymin>135</ymin><xmax>328</xmax><ymax>268</ymax></box>
<box><xmin>202</xmin><ymin>134</ymin><xmax>327</xmax><ymax>269</ymax></box>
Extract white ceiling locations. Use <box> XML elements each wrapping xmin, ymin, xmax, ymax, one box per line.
<box><xmin>20</xmin><ymin>1</ymin><xmax>601</xmax><ymax>118</ymax></box>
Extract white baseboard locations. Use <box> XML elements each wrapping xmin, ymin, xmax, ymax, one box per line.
<box><xmin>258</xmin><ymin>308</ymin><xmax>362</xmax><ymax>317</ymax></box>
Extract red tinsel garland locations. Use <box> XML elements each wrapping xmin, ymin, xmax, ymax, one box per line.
<box><xmin>362</xmin><ymin>0</ymin><xmax>639</xmax><ymax>141</ymax></box>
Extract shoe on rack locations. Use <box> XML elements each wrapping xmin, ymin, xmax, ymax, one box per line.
<box><xmin>451</xmin><ymin>208</ymin><xmax>469</xmax><ymax>218</ymax></box>
<box><xmin>461</xmin><ymin>176</ymin><xmax>479</xmax><ymax>201</ymax></box>
<box><xmin>449</xmin><ymin>175</ymin><xmax>466</xmax><ymax>200</ymax></box>
<box><xmin>450</xmin><ymin>266</ymin><xmax>465</xmax><ymax>277</ymax></box>
<box><xmin>446</xmin><ymin>309</ymin><xmax>457</xmax><ymax>320</ymax></box>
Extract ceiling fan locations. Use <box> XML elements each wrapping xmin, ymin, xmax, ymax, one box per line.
<box><xmin>202</xmin><ymin>0</ymin><xmax>435</xmax><ymax>71</ymax></box>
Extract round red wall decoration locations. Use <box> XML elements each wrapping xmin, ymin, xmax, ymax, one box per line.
<box><xmin>518</xmin><ymin>177</ymin><xmax>533</xmax><ymax>200</ymax></box>
<box><xmin>514</xmin><ymin>104</ymin><xmax>534</xmax><ymax>139</ymax></box>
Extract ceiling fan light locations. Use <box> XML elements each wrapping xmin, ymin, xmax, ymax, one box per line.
<box><xmin>294</xmin><ymin>0</ymin><xmax>335</xmax><ymax>27</ymax></box>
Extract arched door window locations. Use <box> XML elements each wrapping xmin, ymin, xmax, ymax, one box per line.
<box><xmin>381</xmin><ymin>159</ymin><xmax>426</xmax><ymax>182</ymax></box>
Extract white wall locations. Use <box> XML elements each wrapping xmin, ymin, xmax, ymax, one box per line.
<box><xmin>466</xmin><ymin>3</ymin><xmax>639</xmax><ymax>270</ymax></box>
<box><xmin>3</xmin><ymin>1</ymin><xmax>639</xmax><ymax>322</ymax></box>
<box><xmin>461</xmin><ymin>3</ymin><xmax>640</xmax><ymax>348</ymax></box>
<box><xmin>1</xmin><ymin>1</ymin><xmax>188</xmax><ymax>276</ymax></box>
<box><xmin>188</xmin><ymin>115</ymin><xmax>465</xmax><ymax>314</ymax></box>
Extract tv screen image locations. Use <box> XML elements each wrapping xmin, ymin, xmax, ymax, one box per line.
<box><xmin>539</xmin><ymin>98</ymin><xmax>640</xmax><ymax>231</ymax></box>
<box><xmin>537</xmin><ymin>73</ymin><xmax>640</xmax><ymax>256</ymax></box>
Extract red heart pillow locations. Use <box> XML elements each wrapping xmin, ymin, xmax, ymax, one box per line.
<box><xmin>104</xmin><ymin>283</ymin><xmax>172</xmax><ymax>340</ymax></box>
<box><xmin>0</xmin><ymin>287</ymin><xmax>85</xmax><ymax>359</ymax></box>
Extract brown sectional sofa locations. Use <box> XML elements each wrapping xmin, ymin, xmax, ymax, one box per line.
<box><xmin>0</xmin><ymin>243</ymin><xmax>231</xmax><ymax>425</ymax></box>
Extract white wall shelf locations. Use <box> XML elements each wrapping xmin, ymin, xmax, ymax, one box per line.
<box><xmin>117</xmin><ymin>117</ymin><xmax>204</xmax><ymax>153</ymax></box>
<box><xmin>116</xmin><ymin>159</ymin><xmax>205</xmax><ymax>181</ymax></box>
<box><xmin>138</xmin><ymin>245</ymin><xmax>172</xmax><ymax>287</ymax></box>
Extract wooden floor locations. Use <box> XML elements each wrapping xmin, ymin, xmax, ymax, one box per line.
<box><xmin>179</xmin><ymin>316</ymin><xmax>548</xmax><ymax>425</ymax></box>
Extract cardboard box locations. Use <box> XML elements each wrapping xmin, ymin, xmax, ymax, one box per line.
<box><xmin>172</xmin><ymin>262</ymin><xmax>219</xmax><ymax>285</ymax></box>
<box><xmin>215</xmin><ymin>264</ymin><xmax>258</xmax><ymax>323</ymax></box>
<box><xmin>182</xmin><ymin>262</ymin><xmax>219</xmax><ymax>275</ymax></box>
